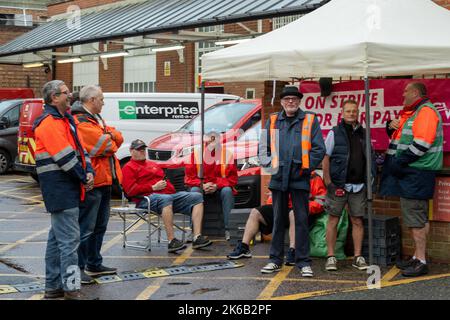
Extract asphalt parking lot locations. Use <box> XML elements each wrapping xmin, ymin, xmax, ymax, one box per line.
<box><xmin>0</xmin><ymin>172</ymin><xmax>449</xmax><ymax>301</ymax></box>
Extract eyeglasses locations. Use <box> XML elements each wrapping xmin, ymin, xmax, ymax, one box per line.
<box><xmin>282</xmin><ymin>97</ymin><xmax>300</xmax><ymax>102</ymax></box>
<box><xmin>56</xmin><ymin>90</ymin><xmax>71</xmax><ymax>96</ymax></box>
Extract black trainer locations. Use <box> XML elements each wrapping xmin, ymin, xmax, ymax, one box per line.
<box><xmin>227</xmin><ymin>241</ymin><xmax>252</xmax><ymax>260</ymax></box>
<box><xmin>44</xmin><ymin>288</ymin><xmax>64</xmax><ymax>299</ymax></box>
<box><xmin>81</xmin><ymin>269</ymin><xmax>95</xmax><ymax>285</ymax></box>
<box><xmin>396</xmin><ymin>258</ymin><xmax>419</xmax><ymax>270</ymax></box>
<box><xmin>192</xmin><ymin>235</ymin><xmax>212</xmax><ymax>249</ymax></box>
<box><xmin>85</xmin><ymin>265</ymin><xmax>117</xmax><ymax>277</ymax></box>
<box><xmin>402</xmin><ymin>261</ymin><xmax>429</xmax><ymax>277</ymax></box>
<box><xmin>285</xmin><ymin>248</ymin><xmax>295</xmax><ymax>266</ymax></box>
<box><xmin>168</xmin><ymin>238</ymin><xmax>187</xmax><ymax>253</ymax></box>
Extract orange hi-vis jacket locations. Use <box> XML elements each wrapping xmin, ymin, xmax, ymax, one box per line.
<box><xmin>72</xmin><ymin>105</ymin><xmax>123</xmax><ymax>188</ymax></box>
<box><xmin>185</xmin><ymin>144</ymin><xmax>238</xmax><ymax>195</ymax></box>
<box><xmin>265</xmin><ymin>171</ymin><xmax>327</xmax><ymax>215</ymax></box>
<box><xmin>34</xmin><ymin>104</ymin><xmax>94</xmax><ymax>212</ymax></box>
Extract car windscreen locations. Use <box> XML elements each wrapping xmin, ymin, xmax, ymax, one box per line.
<box><xmin>238</xmin><ymin>120</ymin><xmax>261</xmax><ymax>142</ymax></box>
<box><xmin>180</xmin><ymin>102</ymin><xmax>256</xmax><ymax>133</ymax></box>
<box><xmin>0</xmin><ymin>100</ymin><xmax>21</xmax><ymax>114</ymax></box>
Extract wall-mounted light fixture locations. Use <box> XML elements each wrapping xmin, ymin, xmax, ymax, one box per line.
<box><xmin>151</xmin><ymin>45</ymin><xmax>185</xmax><ymax>52</ymax></box>
<box><xmin>214</xmin><ymin>39</ymin><xmax>251</xmax><ymax>46</ymax></box>
<box><xmin>57</xmin><ymin>57</ymin><xmax>82</xmax><ymax>64</ymax></box>
<box><xmin>23</xmin><ymin>62</ymin><xmax>44</xmax><ymax>68</ymax></box>
<box><xmin>100</xmin><ymin>51</ymin><xmax>129</xmax><ymax>59</ymax></box>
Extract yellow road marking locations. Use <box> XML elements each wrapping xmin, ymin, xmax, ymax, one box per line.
<box><xmin>100</xmin><ymin>220</ymin><xmax>145</xmax><ymax>253</ymax></box>
<box><xmin>0</xmin><ymin>274</ymin><xmax>44</xmax><ymax>278</ymax></box>
<box><xmin>0</xmin><ymin>192</ymin><xmax>44</xmax><ymax>205</ymax></box>
<box><xmin>270</xmin><ymin>272</ymin><xmax>450</xmax><ymax>300</ymax></box>
<box><xmin>0</xmin><ymin>228</ymin><xmax>48</xmax><ymax>253</ymax></box>
<box><xmin>135</xmin><ymin>278</ymin><xmax>165</xmax><ymax>300</ymax></box>
<box><xmin>28</xmin><ymin>294</ymin><xmax>44</xmax><ymax>300</ymax></box>
<box><xmin>257</xmin><ymin>266</ymin><xmax>294</xmax><ymax>300</ymax></box>
<box><xmin>173</xmin><ymin>247</ymin><xmax>194</xmax><ymax>265</ymax></box>
<box><xmin>381</xmin><ymin>266</ymin><xmax>401</xmax><ymax>283</ymax></box>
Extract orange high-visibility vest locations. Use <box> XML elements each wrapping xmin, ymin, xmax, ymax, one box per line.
<box><xmin>269</xmin><ymin>113</ymin><xmax>314</xmax><ymax>172</ymax></box>
<box><xmin>193</xmin><ymin>145</ymin><xmax>232</xmax><ymax>178</ymax></box>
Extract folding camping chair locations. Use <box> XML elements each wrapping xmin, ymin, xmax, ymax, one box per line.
<box><xmin>112</xmin><ymin>168</ymin><xmax>189</xmax><ymax>251</ymax></box>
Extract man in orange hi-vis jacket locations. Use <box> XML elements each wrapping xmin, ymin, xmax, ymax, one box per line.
<box><xmin>72</xmin><ymin>85</ymin><xmax>123</xmax><ymax>284</ymax></box>
<box><xmin>34</xmin><ymin>80</ymin><xmax>95</xmax><ymax>300</ymax></box>
<box><xmin>381</xmin><ymin>82</ymin><xmax>443</xmax><ymax>278</ymax></box>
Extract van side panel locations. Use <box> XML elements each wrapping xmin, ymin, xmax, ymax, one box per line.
<box><xmin>101</xmin><ymin>93</ymin><xmax>240</xmax><ymax>161</ymax></box>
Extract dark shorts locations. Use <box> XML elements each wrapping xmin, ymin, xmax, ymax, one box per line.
<box><xmin>138</xmin><ymin>192</ymin><xmax>203</xmax><ymax>215</ymax></box>
<box><xmin>256</xmin><ymin>204</ymin><xmax>291</xmax><ymax>235</ymax></box>
<box><xmin>400</xmin><ymin>197</ymin><xmax>429</xmax><ymax>228</ymax></box>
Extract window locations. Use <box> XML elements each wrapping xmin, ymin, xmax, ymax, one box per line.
<box><xmin>0</xmin><ymin>104</ymin><xmax>20</xmax><ymax>128</ymax></box>
<box><xmin>180</xmin><ymin>102</ymin><xmax>256</xmax><ymax>133</ymax></box>
<box><xmin>73</xmin><ymin>43</ymin><xmax>99</xmax><ymax>92</ymax></box>
<box><xmin>245</xmin><ymin>88</ymin><xmax>256</xmax><ymax>99</ymax></box>
<box><xmin>124</xmin><ymin>36</ymin><xmax>156</xmax><ymax>92</ymax></box>
<box><xmin>124</xmin><ymin>82</ymin><xmax>155</xmax><ymax>93</ymax></box>
<box><xmin>272</xmin><ymin>14</ymin><xmax>303</xmax><ymax>29</ymax></box>
<box><xmin>195</xmin><ymin>25</ymin><xmax>224</xmax><ymax>89</ymax></box>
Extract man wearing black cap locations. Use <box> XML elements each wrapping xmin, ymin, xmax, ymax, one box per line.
<box><xmin>259</xmin><ymin>85</ymin><xmax>325</xmax><ymax>277</ymax></box>
<box><xmin>122</xmin><ymin>139</ymin><xmax>212</xmax><ymax>252</ymax></box>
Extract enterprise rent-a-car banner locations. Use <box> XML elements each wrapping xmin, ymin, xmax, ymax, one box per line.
<box><xmin>119</xmin><ymin>101</ymin><xmax>199</xmax><ymax>120</ymax></box>
<box><xmin>300</xmin><ymin>79</ymin><xmax>450</xmax><ymax>151</ymax></box>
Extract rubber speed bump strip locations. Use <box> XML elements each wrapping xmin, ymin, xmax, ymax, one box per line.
<box><xmin>0</xmin><ymin>285</ymin><xmax>18</xmax><ymax>294</ymax></box>
<box><xmin>0</xmin><ymin>261</ymin><xmax>244</xmax><ymax>295</ymax></box>
<box><xmin>14</xmin><ymin>283</ymin><xmax>45</xmax><ymax>293</ymax></box>
<box><xmin>120</xmin><ymin>272</ymin><xmax>146</xmax><ymax>281</ymax></box>
<box><xmin>95</xmin><ymin>275</ymin><xmax>122</xmax><ymax>284</ymax></box>
<box><xmin>143</xmin><ymin>269</ymin><xmax>170</xmax><ymax>278</ymax></box>
<box><xmin>164</xmin><ymin>266</ymin><xmax>190</xmax><ymax>275</ymax></box>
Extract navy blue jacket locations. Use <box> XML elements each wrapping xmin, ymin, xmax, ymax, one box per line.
<box><xmin>33</xmin><ymin>105</ymin><xmax>94</xmax><ymax>212</ymax></box>
<box><xmin>259</xmin><ymin>109</ymin><xmax>325</xmax><ymax>192</ymax></box>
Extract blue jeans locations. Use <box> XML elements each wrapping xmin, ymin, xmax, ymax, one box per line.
<box><xmin>137</xmin><ymin>191</ymin><xmax>203</xmax><ymax>215</ymax></box>
<box><xmin>190</xmin><ymin>186</ymin><xmax>234</xmax><ymax>229</ymax></box>
<box><xmin>78</xmin><ymin>186</ymin><xmax>111</xmax><ymax>269</ymax></box>
<box><xmin>45</xmin><ymin>207</ymin><xmax>81</xmax><ymax>292</ymax></box>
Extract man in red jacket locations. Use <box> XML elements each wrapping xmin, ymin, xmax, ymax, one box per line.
<box><xmin>227</xmin><ymin>171</ymin><xmax>326</xmax><ymax>263</ymax></box>
<box><xmin>122</xmin><ymin>139</ymin><xmax>212</xmax><ymax>253</ymax></box>
<box><xmin>185</xmin><ymin>131</ymin><xmax>238</xmax><ymax>240</ymax></box>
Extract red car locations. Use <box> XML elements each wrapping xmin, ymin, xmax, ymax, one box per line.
<box><xmin>147</xmin><ymin>99</ymin><xmax>262</xmax><ymax>208</ymax></box>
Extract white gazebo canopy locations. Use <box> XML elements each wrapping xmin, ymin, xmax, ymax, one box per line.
<box><xmin>202</xmin><ymin>0</ymin><xmax>450</xmax><ymax>81</ymax></box>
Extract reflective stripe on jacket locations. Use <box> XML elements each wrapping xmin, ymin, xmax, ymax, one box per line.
<box><xmin>185</xmin><ymin>145</ymin><xmax>238</xmax><ymax>194</ymax></box>
<box><xmin>34</xmin><ymin>104</ymin><xmax>94</xmax><ymax>212</ymax></box>
<box><xmin>72</xmin><ymin>106</ymin><xmax>123</xmax><ymax>187</ymax></box>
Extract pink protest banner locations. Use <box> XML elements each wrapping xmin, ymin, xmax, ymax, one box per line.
<box><xmin>299</xmin><ymin>79</ymin><xmax>450</xmax><ymax>151</ymax></box>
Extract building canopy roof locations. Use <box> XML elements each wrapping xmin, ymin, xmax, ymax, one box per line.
<box><xmin>0</xmin><ymin>0</ymin><xmax>327</xmax><ymax>59</ymax></box>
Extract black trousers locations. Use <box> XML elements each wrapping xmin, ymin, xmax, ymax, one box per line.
<box><xmin>269</xmin><ymin>189</ymin><xmax>311</xmax><ymax>268</ymax></box>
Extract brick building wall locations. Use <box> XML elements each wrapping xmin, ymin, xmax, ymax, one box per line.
<box><xmin>0</xmin><ymin>26</ymin><xmax>49</xmax><ymax>97</ymax></box>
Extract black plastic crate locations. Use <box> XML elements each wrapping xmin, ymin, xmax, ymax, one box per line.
<box><xmin>362</xmin><ymin>235</ymin><xmax>401</xmax><ymax>248</ymax></box>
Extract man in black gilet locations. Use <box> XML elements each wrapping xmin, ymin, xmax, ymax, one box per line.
<box><xmin>322</xmin><ymin>100</ymin><xmax>371</xmax><ymax>272</ymax></box>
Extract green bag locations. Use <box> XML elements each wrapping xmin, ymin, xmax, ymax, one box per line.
<box><xmin>309</xmin><ymin>209</ymin><xmax>348</xmax><ymax>260</ymax></box>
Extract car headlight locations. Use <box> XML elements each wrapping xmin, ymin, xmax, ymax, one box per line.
<box><xmin>237</xmin><ymin>156</ymin><xmax>260</xmax><ymax>170</ymax></box>
<box><xmin>178</xmin><ymin>146</ymin><xmax>195</xmax><ymax>158</ymax></box>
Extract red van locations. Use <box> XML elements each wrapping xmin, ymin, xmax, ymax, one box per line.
<box><xmin>15</xmin><ymin>99</ymin><xmax>44</xmax><ymax>179</ymax></box>
<box><xmin>0</xmin><ymin>88</ymin><xmax>34</xmax><ymax>101</ymax></box>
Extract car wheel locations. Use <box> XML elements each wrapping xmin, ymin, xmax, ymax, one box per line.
<box><xmin>0</xmin><ymin>150</ymin><xmax>11</xmax><ymax>174</ymax></box>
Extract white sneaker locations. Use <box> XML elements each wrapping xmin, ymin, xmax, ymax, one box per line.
<box><xmin>301</xmin><ymin>266</ymin><xmax>314</xmax><ymax>277</ymax></box>
<box><xmin>325</xmin><ymin>256</ymin><xmax>338</xmax><ymax>271</ymax></box>
<box><xmin>352</xmin><ymin>256</ymin><xmax>369</xmax><ymax>270</ymax></box>
<box><xmin>261</xmin><ymin>262</ymin><xmax>281</xmax><ymax>274</ymax></box>
<box><xmin>225</xmin><ymin>230</ymin><xmax>230</xmax><ymax>241</ymax></box>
